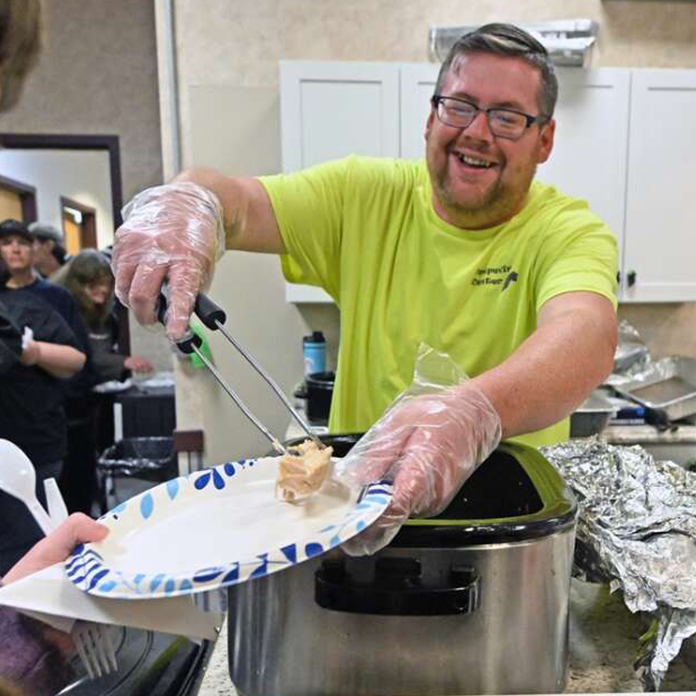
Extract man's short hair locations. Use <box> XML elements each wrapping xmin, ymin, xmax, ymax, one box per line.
<box><xmin>0</xmin><ymin>218</ymin><xmax>32</xmax><ymax>243</ymax></box>
<box><xmin>434</xmin><ymin>23</ymin><xmax>558</xmax><ymax>119</ymax></box>
<box><xmin>52</xmin><ymin>243</ymin><xmax>67</xmax><ymax>266</ymax></box>
<box><xmin>28</xmin><ymin>221</ymin><xmax>63</xmax><ymax>244</ymax></box>
<box><xmin>0</xmin><ymin>0</ymin><xmax>42</xmax><ymax>112</ymax></box>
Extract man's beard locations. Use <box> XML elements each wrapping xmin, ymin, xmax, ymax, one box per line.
<box><xmin>431</xmin><ymin>155</ymin><xmax>537</xmax><ymax>229</ymax></box>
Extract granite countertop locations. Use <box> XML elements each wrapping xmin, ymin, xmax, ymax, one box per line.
<box><xmin>196</xmin><ymin>579</ymin><xmax>696</xmax><ymax>695</ymax></box>
<box><xmin>602</xmin><ymin>424</ymin><xmax>696</xmax><ymax>445</ymax></box>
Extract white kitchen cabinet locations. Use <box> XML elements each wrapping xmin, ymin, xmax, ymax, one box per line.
<box><xmin>622</xmin><ymin>70</ymin><xmax>696</xmax><ymax>302</ymax></box>
<box><xmin>399</xmin><ymin>63</ymin><xmax>439</xmax><ymax>160</ymax></box>
<box><xmin>279</xmin><ymin>61</ymin><xmax>400</xmax><ymax>304</ymax></box>
<box><xmin>280</xmin><ymin>60</ymin><xmax>696</xmax><ymax>304</ymax></box>
<box><xmin>537</xmin><ymin>68</ymin><xmax>630</xmax><ymax>277</ymax></box>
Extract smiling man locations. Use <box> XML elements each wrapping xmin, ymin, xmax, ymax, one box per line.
<box><xmin>112</xmin><ymin>24</ymin><xmax>618</xmax><ymax>553</ymax></box>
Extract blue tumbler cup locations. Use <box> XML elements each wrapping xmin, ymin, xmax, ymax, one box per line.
<box><xmin>303</xmin><ymin>331</ymin><xmax>326</xmax><ymax>377</ymax></box>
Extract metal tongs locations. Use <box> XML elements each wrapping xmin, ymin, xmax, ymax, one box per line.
<box><xmin>158</xmin><ymin>292</ymin><xmax>323</xmax><ymax>455</ymax></box>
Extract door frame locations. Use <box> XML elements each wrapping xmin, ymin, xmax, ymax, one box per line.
<box><xmin>0</xmin><ymin>133</ymin><xmax>123</xmax><ymax>227</ymax></box>
<box><xmin>0</xmin><ymin>133</ymin><xmax>128</xmax><ymax>351</ymax></box>
<box><xmin>0</xmin><ymin>173</ymin><xmax>38</xmax><ymax>222</ymax></box>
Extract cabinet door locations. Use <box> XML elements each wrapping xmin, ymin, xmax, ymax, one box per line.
<box><xmin>623</xmin><ymin>70</ymin><xmax>696</xmax><ymax>302</ymax></box>
<box><xmin>400</xmin><ymin>63</ymin><xmax>439</xmax><ymax>160</ymax></box>
<box><xmin>279</xmin><ymin>61</ymin><xmax>400</xmax><ymax>302</ymax></box>
<box><xmin>537</xmin><ymin>68</ymin><xmax>629</xmax><ymax>287</ymax></box>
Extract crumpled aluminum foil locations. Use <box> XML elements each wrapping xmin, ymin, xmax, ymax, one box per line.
<box><xmin>542</xmin><ymin>438</ymin><xmax>696</xmax><ymax>690</ymax></box>
<box><xmin>609</xmin><ymin>319</ymin><xmax>652</xmax><ymax>380</ymax></box>
<box><xmin>606</xmin><ymin>356</ymin><xmax>682</xmax><ymax>390</ymax></box>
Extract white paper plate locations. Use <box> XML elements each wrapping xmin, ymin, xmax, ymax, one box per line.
<box><xmin>65</xmin><ymin>456</ymin><xmax>392</xmax><ymax>599</ymax></box>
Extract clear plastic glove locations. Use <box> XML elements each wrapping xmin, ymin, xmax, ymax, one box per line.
<box><xmin>334</xmin><ymin>345</ymin><xmax>502</xmax><ymax>556</ymax></box>
<box><xmin>111</xmin><ymin>181</ymin><xmax>226</xmax><ymax>341</ymax></box>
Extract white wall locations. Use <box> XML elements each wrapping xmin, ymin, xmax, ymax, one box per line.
<box><xmin>0</xmin><ymin>149</ymin><xmax>115</xmax><ymax>248</ymax></box>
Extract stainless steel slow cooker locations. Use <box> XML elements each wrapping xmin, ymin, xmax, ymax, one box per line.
<box><xmin>227</xmin><ymin>435</ymin><xmax>577</xmax><ymax>696</ymax></box>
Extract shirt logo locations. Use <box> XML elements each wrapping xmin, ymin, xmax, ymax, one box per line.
<box><xmin>472</xmin><ymin>265</ymin><xmax>519</xmax><ymax>292</ymax></box>
<box><xmin>502</xmin><ymin>271</ymin><xmax>518</xmax><ymax>292</ymax></box>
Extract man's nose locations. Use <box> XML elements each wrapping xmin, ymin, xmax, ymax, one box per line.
<box><xmin>463</xmin><ymin>110</ymin><xmax>495</xmax><ymax>142</ymax></box>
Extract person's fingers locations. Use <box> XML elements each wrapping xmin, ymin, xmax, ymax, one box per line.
<box><xmin>53</xmin><ymin>513</ymin><xmax>109</xmax><ymax>558</ymax></box>
<box><xmin>391</xmin><ymin>430</ymin><xmax>470</xmax><ymax>518</ymax></box>
<box><xmin>340</xmin><ymin>500</ymin><xmax>409</xmax><ymax>556</ymax></box>
<box><xmin>111</xmin><ymin>235</ymin><xmax>140</xmax><ymax>307</ymax></box>
<box><xmin>128</xmin><ymin>263</ymin><xmax>169</xmax><ymax>327</ymax></box>
<box><xmin>164</xmin><ymin>260</ymin><xmax>203</xmax><ymax>341</ymax></box>
<box><xmin>337</xmin><ymin>423</ymin><xmax>414</xmax><ymax>487</ymax></box>
<box><xmin>3</xmin><ymin>514</ymin><xmax>109</xmax><ymax>583</ymax></box>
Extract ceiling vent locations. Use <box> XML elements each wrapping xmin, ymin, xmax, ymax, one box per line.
<box><xmin>429</xmin><ymin>20</ymin><xmax>599</xmax><ymax>68</ymax></box>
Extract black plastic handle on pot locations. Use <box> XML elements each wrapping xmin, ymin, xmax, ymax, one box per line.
<box><xmin>315</xmin><ymin>557</ymin><xmax>480</xmax><ymax>616</ymax></box>
<box><xmin>157</xmin><ymin>292</ymin><xmax>225</xmax><ymax>354</ymax></box>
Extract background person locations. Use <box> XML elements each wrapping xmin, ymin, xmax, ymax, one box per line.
<box><xmin>111</xmin><ymin>24</ymin><xmax>618</xmax><ymax>553</ymax></box>
<box><xmin>28</xmin><ymin>222</ymin><xmax>67</xmax><ymax>279</ymax></box>
<box><xmin>52</xmin><ymin>249</ymin><xmax>153</xmax><ymax>514</ymax></box>
<box><xmin>53</xmin><ymin>249</ymin><xmax>153</xmax><ymax>383</ymax></box>
<box><xmin>0</xmin><ymin>225</ymin><xmax>86</xmax><ymax>571</ymax></box>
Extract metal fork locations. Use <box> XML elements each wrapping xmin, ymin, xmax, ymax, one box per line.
<box><xmin>44</xmin><ymin>478</ymin><xmax>119</xmax><ymax>679</ymax></box>
<box><xmin>72</xmin><ymin>620</ymin><xmax>118</xmax><ymax>679</ymax></box>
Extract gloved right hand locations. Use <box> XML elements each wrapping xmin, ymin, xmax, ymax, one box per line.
<box><xmin>112</xmin><ymin>181</ymin><xmax>225</xmax><ymax>341</ymax></box>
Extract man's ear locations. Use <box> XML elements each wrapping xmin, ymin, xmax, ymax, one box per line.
<box><xmin>537</xmin><ymin>118</ymin><xmax>555</xmax><ymax>164</ymax></box>
<box><xmin>425</xmin><ymin>106</ymin><xmax>436</xmax><ymax>141</ymax></box>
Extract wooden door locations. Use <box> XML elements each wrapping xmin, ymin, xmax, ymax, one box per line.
<box><xmin>0</xmin><ymin>187</ymin><xmax>22</xmax><ymax>221</ymax></box>
<box><xmin>61</xmin><ymin>197</ymin><xmax>97</xmax><ymax>253</ymax></box>
<box><xmin>0</xmin><ymin>174</ymin><xmax>37</xmax><ymax>223</ymax></box>
<box><xmin>63</xmin><ymin>215</ymin><xmax>82</xmax><ymax>254</ymax></box>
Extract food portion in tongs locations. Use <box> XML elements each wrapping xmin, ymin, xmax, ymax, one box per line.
<box><xmin>276</xmin><ymin>439</ymin><xmax>334</xmax><ymax>502</ymax></box>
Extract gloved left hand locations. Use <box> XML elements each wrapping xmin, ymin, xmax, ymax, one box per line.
<box><xmin>335</xmin><ymin>381</ymin><xmax>502</xmax><ymax>556</ymax></box>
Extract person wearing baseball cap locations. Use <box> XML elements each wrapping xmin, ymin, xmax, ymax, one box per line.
<box><xmin>0</xmin><ymin>219</ymin><xmax>33</xmax><ymax>243</ymax></box>
<box><xmin>28</xmin><ymin>222</ymin><xmax>67</xmax><ymax>279</ymax></box>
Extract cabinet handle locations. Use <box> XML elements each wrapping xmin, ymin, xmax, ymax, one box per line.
<box><xmin>627</xmin><ymin>270</ymin><xmax>637</xmax><ymax>287</ymax></box>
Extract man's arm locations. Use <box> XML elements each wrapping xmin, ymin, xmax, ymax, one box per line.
<box><xmin>174</xmin><ymin>168</ymin><xmax>285</xmax><ymax>254</ymax></box>
<box><xmin>470</xmin><ymin>290</ymin><xmax>618</xmax><ymax>439</ymax></box>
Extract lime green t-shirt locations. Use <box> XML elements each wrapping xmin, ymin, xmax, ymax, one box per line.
<box><xmin>260</xmin><ymin>156</ymin><xmax>618</xmax><ymax>448</ymax></box>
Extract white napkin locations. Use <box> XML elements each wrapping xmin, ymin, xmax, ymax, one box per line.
<box><xmin>0</xmin><ymin>563</ymin><xmax>221</xmax><ymax>640</ymax></box>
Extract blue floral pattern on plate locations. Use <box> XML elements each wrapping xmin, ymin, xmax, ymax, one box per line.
<box><xmin>65</xmin><ymin>457</ymin><xmax>392</xmax><ymax>599</ymax></box>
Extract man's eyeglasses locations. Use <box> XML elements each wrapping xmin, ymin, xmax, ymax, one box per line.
<box><xmin>431</xmin><ymin>95</ymin><xmax>549</xmax><ymax>140</ymax></box>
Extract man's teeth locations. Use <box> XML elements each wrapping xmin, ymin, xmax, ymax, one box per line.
<box><xmin>456</xmin><ymin>153</ymin><xmax>494</xmax><ymax>168</ymax></box>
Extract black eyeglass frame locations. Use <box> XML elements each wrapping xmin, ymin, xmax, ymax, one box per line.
<box><xmin>431</xmin><ymin>94</ymin><xmax>550</xmax><ymax>139</ymax></box>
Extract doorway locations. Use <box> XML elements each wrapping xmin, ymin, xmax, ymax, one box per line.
<box><xmin>61</xmin><ymin>196</ymin><xmax>97</xmax><ymax>252</ymax></box>
<box><xmin>0</xmin><ymin>132</ymin><xmax>128</xmax><ymax>351</ymax></box>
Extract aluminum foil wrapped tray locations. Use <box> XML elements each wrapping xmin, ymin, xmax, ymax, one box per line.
<box><xmin>542</xmin><ymin>438</ymin><xmax>696</xmax><ymax>691</ymax></box>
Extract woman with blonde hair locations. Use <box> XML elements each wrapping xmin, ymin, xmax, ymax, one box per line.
<box><xmin>52</xmin><ymin>250</ymin><xmax>153</xmax><ymax>514</ymax></box>
<box><xmin>53</xmin><ymin>249</ymin><xmax>153</xmax><ymax>381</ymax></box>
